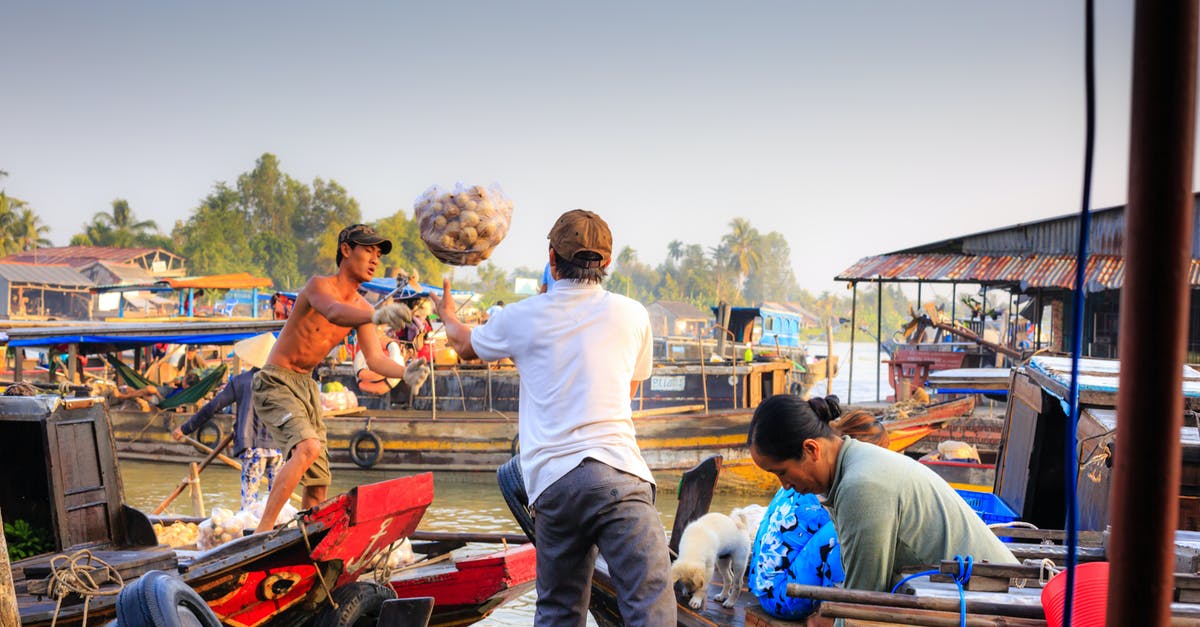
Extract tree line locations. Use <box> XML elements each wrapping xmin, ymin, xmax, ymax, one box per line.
<box><xmin>3</xmin><ymin>155</ymin><xmax>951</xmax><ymax>339</ymax></box>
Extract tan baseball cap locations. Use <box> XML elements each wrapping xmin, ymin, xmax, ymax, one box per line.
<box><xmin>547</xmin><ymin>209</ymin><xmax>612</xmax><ymax>268</ymax></box>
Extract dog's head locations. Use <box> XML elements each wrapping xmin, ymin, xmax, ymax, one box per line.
<box><xmin>670</xmin><ymin>560</ymin><xmax>708</xmax><ymax>597</ymax></box>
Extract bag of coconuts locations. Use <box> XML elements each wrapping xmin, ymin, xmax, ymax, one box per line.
<box><xmin>414</xmin><ymin>183</ymin><xmax>514</xmax><ymax>266</ymax></box>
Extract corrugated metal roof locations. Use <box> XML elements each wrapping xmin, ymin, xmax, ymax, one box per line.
<box><xmin>0</xmin><ymin>263</ymin><xmax>96</xmax><ymax>287</ymax></box>
<box><xmin>0</xmin><ymin>246</ymin><xmax>174</xmax><ymax>267</ymax></box>
<box><xmin>649</xmin><ymin>300</ymin><xmax>709</xmax><ymax>319</ymax></box>
<box><xmin>81</xmin><ymin>261</ymin><xmax>156</xmax><ymax>283</ymax></box>
<box><xmin>835</xmin><ymin>253</ymin><xmax>1192</xmax><ymax>292</ymax></box>
<box><xmin>892</xmin><ymin>195</ymin><xmax>1200</xmax><ymax>258</ymax></box>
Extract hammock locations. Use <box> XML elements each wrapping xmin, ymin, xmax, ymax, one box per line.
<box><xmin>104</xmin><ymin>353</ymin><xmax>228</xmax><ymax>410</ymax></box>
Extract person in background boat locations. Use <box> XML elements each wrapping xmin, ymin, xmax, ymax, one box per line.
<box><xmin>180</xmin><ymin>345</ymin><xmax>210</xmax><ymax>387</ymax></box>
<box><xmin>749</xmin><ymin>401</ymin><xmax>889</xmax><ymax>621</ymax></box>
<box><xmin>172</xmin><ymin>333</ymin><xmax>282</xmax><ymax>511</ymax></box>
<box><xmin>747</xmin><ymin>394</ymin><xmax>1017</xmax><ymax>627</ymax></box>
<box><xmin>398</xmin><ymin>297</ymin><xmax>436</xmax><ymax>365</ymax></box>
<box><xmin>353</xmin><ymin>325</ymin><xmax>430</xmax><ymax>408</ymax></box>
<box><xmin>485</xmin><ymin>300</ymin><xmax>504</xmax><ymax>322</ymax></box>
<box><xmin>538</xmin><ymin>261</ymin><xmax>555</xmax><ymax>294</ymax></box>
<box><xmin>434</xmin><ymin>209</ymin><xmax>674</xmax><ymax>626</ymax></box>
<box><xmin>252</xmin><ymin>223</ymin><xmax>415</xmax><ymax>534</ymax></box>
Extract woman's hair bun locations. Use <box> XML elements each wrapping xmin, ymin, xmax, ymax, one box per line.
<box><xmin>807</xmin><ymin>395</ymin><xmax>843</xmax><ymax>423</ymax></box>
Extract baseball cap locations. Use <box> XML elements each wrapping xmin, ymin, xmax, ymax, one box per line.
<box><xmin>547</xmin><ymin>209</ymin><xmax>612</xmax><ymax>268</ymax></box>
<box><xmin>338</xmin><ymin>224</ymin><xmax>393</xmax><ymax>255</ymax></box>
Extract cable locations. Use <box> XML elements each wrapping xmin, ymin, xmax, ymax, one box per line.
<box><xmin>1063</xmin><ymin>0</ymin><xmax>1097</xmax><ymax>624</ymax></box>
<box><xmin>888</xmin><ymin>555</ymin><xmax>973</xmax><ymax>627</ymax></box>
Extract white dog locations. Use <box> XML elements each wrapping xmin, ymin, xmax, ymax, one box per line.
<box><xmin>670</xmin><ymin>512</ymin><xmax>751</xmax><ymax>610</ymax></box>
<box><xmin>729</xmin><ymin>504</ymin><xmax>766</xmax><ymax>541</ymax></box>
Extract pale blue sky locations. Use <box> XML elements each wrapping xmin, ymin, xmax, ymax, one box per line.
<box><xmin>2</xmin><ymin>1</ymin><xmax>1152</xmax><ymax>292</ymax></box>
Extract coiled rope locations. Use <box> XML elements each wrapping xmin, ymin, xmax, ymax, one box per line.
<box><xmin>46</xmin><ymin>549</ymin><xmax>124</xmax><ymax>627</ymax></box>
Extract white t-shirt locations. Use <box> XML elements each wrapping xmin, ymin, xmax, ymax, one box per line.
<box><xmin>471</xmin><ymin>280</ymin><xmax>655</xmax><ymax>504</ymax></box>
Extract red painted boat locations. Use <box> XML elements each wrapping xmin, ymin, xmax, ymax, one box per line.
<box><xmin>389</xmin><ymin>533</ymin><xmax>537</xmax><ymax>626</ymax></box>
<box><xmin>7</xmin><ymin>394</ymin><xmax>434</xmax><ymax>627</ymax></box>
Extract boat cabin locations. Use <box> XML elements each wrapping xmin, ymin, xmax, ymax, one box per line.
<box><xmin>994</xmin><ymin>355</ymin><xmax>1200</xmax><ymax>531</ymax></box>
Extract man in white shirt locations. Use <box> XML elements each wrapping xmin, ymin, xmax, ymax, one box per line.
<box><xmin>432</xmin><ymin>209</ymin><xmax>675</xmax><ymax>626</ymax></box>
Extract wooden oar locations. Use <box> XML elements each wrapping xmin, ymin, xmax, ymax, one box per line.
<box><xmin>182</xmin><ymin>434</ymin><xmax>241</xmax><ymax>470</ymax></box>
<box><xmin>153</xmin><ymin>432</ymin><xmax>234</xmax><ymax>515</ymax></box>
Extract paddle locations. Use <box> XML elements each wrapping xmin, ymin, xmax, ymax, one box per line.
<box><xmin>153</xmin><ymin>431</ymin><xmax>234</xmax><ymax>515</ymax></box>
<box><xmin>668</xmin><ymin>455</ymin><xmax>722</xmax><ymax>556</ymax></box>
<box><xmin>181</xmin><ymin>433</ymin><xmax>242</xmax><ymax>470</ymax></box>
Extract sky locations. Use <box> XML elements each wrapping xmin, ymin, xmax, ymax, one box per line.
<box><xmin>2</xmin><ymin>1</ymin><xmax>1159</xmax><ymax>294</ymax></box>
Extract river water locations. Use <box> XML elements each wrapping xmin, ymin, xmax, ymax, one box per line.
<box><xmin>121</xmin><ymin>341</ymin><xmax>892</xmax><ymax>624</ymax></box>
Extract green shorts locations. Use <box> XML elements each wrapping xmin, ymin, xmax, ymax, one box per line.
<box><xmin>252</xmin><ymin>364</ymin><xmax>330</xmax><ymax>487</ymax></box>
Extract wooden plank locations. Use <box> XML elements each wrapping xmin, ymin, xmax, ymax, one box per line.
<box><xmin>0</xmin><ymin>509</ymin><xmax>17</xmax><ymax>627</ymax></box>
<box><xmin>819</xmin><ymin>601</ymin><xmax>1048</xmax><ymax>626</ymax></box>
<box><xmin>631</xmin><ymin>404</ymin><xmax>706</xmax><ymax>418</ymax></box>
<box><xmin>785</xmin><ymin>583</ymin><xmax>1045</xmax><ymax>620</ymax></box>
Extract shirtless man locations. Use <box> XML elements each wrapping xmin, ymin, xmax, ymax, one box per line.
<box><xmin>253</xmin><ymin>224</ymin><xmax>413</xmax><ymax>533</ymax></box>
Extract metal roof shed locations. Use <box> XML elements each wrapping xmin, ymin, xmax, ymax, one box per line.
<box><xmin>0</xmin><ymin>263</ymin><xmax>96</xmax><ymax>320</ymax></box>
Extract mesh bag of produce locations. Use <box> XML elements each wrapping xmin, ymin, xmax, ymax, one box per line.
<box><xmin>414</xmin><ymin>183</ymin><xmax>514</xmax><ymax>266</ymax></box>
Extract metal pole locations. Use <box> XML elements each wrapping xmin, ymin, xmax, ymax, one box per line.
<box><xmin>951</xmin><ymin>284</ymin><xmax>957</xmax><ymax>323</ymax></box>
<box><xmin>1036</xmin><ymin>289</ymin><xmax>1044</xmax><ymax>350</ymax></box>
<box><xmin>848</xmin><ymin>283</ymin><xmax>857</xmax><ymax>404</ymax></box>
<box><xmin>916</xmin><ymin>283</ymin><xmax>923</xmax><ymax>312</ymax></box>
<box><xmin>876</xmin><ymin>278</ymin><xmax>882</xmax><ymax>402</ymax></box>
<box><xmin>1108</xmin><ymin>1</ymin><xmax>1197</xmax><ymax>624</ymax></box>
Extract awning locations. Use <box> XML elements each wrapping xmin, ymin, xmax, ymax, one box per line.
<box><xmin>161</xmin><ymin>273</ymin><xmax>273</xmax><ymax>290</ymax></box>
<box><xmin>3</xmin><ymin>320</ymin><xmax>284</xmax><ymax>350</ymax></box>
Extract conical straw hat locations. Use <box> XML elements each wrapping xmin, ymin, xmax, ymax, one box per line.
<box><xmin>234</xmin><ymin>333</ymin><xmax>276</xmax><ymax>370</ymax></box>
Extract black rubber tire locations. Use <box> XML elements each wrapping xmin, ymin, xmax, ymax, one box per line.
<box><xmin>117</xmin><ymin>569</ymin><xmax>221</xmax><ymax>627</ymax></box>
<box><xmin>497</xmin><ymin>456</ymin><xmax>536</xmax><ymax>543</ymax></box>
<box><xmin>196</xmin><ymin>422</ymin><xmax>222</xmax><ymax>449</ymax></box>
<box><xmin>312</xmin><ymin>582</ymin><xmax>397</xmax><ymax>627</ymax></box>
<box><xmin>348</xmin><ymin>429</ymin><xmax>382</xmax><ymax>469</ymax></box>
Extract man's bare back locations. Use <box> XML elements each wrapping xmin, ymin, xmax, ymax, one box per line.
<box><xmin>267</xmin><ymin>274</ymin><xmax>370</xmax><ymax>373</ymax></box>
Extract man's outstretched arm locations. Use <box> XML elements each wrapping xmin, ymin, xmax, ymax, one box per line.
<box><xmin>430</xmin><ymin>278</ymin><xmax>478</xmax><ymax>361</ymax></box>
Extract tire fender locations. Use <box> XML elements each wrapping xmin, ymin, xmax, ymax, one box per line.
<box><xmin>117</xmin><ymin>570</ymin><xmax>221</xmax><ymax>627</ymax></box>
<box><xmin>312</xmin><ymin>582</ymin><xmax>397</xmax><ymax>627</ymax></box>
<box><xmin>348</xmin><ymin>429</ymin><xmax>383</xmax><ymax>469</ymax></box>
<box><xmin>196</xmin><ymin>421</ymin><xmax>222</xmax><ymax>449</ymax></box>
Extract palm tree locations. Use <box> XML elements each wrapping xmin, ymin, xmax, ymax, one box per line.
<box><xmin>13</xmin><ymin>208</ymin><xmax>51</xmax><ymax>251</ymax></box>
<box><xmin>721</xmin><ymin>218</ymin><xmax>761</xmax><ymax>296</ymax></box>
<box><xmin>76</xmin><ymin>199</ymin><xmax>159</xmax><ymax>247</ymax></box>
<box><xmin>667</xmin><ymin>240</ymin><xmax>683</xmax><ymax>265</ymax></box>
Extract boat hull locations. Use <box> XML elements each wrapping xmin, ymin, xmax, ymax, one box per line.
<box><xmin>110</xmin><ymin>407</ymin><xmax>780</xmax><ymax>494</ymax></box>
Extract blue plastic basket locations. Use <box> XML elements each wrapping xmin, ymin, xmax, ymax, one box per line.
<box><xmin>955</xmin><ymin>489</ymin><xmax>1018</xmax><ymax>525</ymax></box>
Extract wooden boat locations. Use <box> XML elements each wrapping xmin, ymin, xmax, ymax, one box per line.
<box><xmin>3</xmin><ymin>392</ymin><xmax>433</xmax><ymax>627</ymax></box>
<box><xmin>1</xmin><ymin>320</ymin><xmax>791</xmax><ymax>494</ymax></box>
<box><xmin>390</xmin><ymin>531</ymin><xmax>537</xmax><ymax>626</ymax></box>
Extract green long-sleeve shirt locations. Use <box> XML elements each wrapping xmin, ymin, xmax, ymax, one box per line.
<box><xmin>824</xmin><ymin>437</ymin><xmax>1018</xmax><ymax>593</ymax></box>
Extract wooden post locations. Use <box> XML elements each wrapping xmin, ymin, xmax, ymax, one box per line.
<box><xmin>189</xmin><ymin>462</ymin><xmax>205</xmax><ymax>518</ymax></box>
<box><xmin>13</xmin><ymin>348</ymin><xmax>21</xmax><ymax>383</ymax></box>
<box><xmin>697</xmin><ymin>336</ymin><xmax>709</xmax><ymax>414</ymax></box>
<box><xmin>0</xmin><ymin>508</ymin><xmax>19</xmax><ymax>627</ymax></box>
<box><xmin>847</xmin><ymin>282</ymin><xmax>857</xmax><ymax>404</ymax></box>
<box><xmin>67</xmin><ymin>344</ymin><xmax>78</xmax><ymax>384</ymax></box>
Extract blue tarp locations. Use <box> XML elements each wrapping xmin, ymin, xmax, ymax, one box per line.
<box><xmin>360</xmin><ymin>278</ymin><xmax>476</xmax><ymax>300</ymax></box>
<box><xmin>8</xmin><ymin>332</ymin><xmax>267</xmax><ymax>349</ymax></box>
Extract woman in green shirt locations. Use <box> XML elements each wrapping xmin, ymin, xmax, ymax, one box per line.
<box><xmin>747</xmin><ymin>394</ymin><xmax>1017</xmax><ymax>625</ymax></box>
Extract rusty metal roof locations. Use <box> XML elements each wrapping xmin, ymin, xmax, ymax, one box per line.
<box><xmin>0</xmin><ymin>246</ymin><xmax>180</xmax><ymax>268</ymax></box>
<box><xmin>834</xmin><ymin>253</ymin><xmax>1183</xmax><ymax>292</ymax></box>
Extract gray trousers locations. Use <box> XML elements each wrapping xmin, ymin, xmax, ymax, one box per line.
<box><xmin>532</xmin><ymin>459</ymin><xmax>677</xmax><ymax>627</ymax></box>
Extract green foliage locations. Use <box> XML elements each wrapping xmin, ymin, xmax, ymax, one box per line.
<box><xmin>72</xmin><ymin>198</ymin><xmax>166</xmax><ymax>248</ymax></box>
<box><xmin>173</xmin><ymin>153</ymin><xmax>365</xmax><ymax>288</ymax></box>
<box><xmin>0</xmin><ymin>172</ymin><xmax>52</xmax><ymax>255</ymax></box>
<box><xmin>4</xmin><ymin>518</ymin><xmax>53</xmax><ymax>560</ymax></box>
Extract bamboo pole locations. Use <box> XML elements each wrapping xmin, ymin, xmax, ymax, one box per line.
<box><xmin>189</xmin><ymin>462</ymin><xmax>205</xmax><ymax>518</ymax></box>
<box><xmin>182</xmin><ymin>434</ymin><xmax>242</xmax><ymax>470</ymax></box>
<box><xmin>788</xmin><ymin>584</ymin><xmax>1043</xmax><ymax>620</ymax></box>
<box><xmin>153</xmin><ymin>431</ymin><xmax>234</xmax><ymax>514</ymax></box>
<box><xmin>0</xmin><ymin>508</ymin><xmax>18</xmax><ymax>627</ymax></box>
<box><xmin>825</xmin><ymin>323</ymin><xmax>834</xmax><ymax>397</ymax></box>
<box><xmin>697</xmin><ymin>335</ymin><xmax>709</xmax><ymax>414</ymax></box>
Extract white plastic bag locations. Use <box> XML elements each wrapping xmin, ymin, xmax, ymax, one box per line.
<box><xmin>414</xmin><ymin>183</ymin><xmax>514</xmax><ymax>266</ymax></box>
